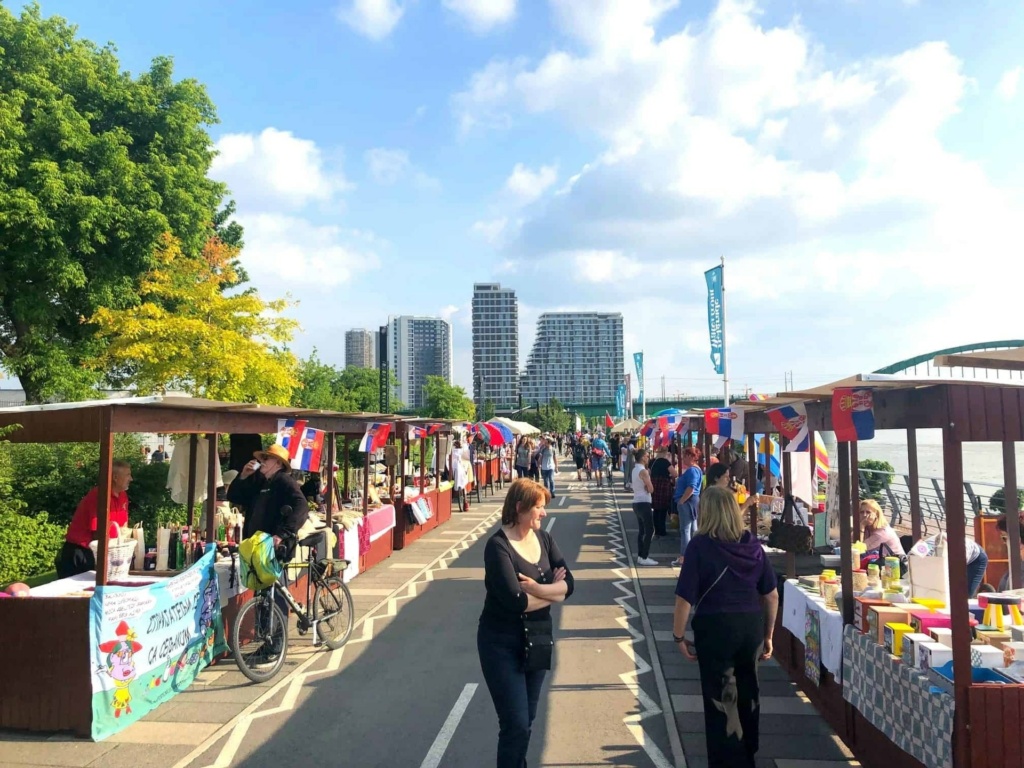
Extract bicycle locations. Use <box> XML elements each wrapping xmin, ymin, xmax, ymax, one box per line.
<box><xmin>232</xmin><ymin>529</ymin><xmax>355</xmax><ymax>683</ymax></box>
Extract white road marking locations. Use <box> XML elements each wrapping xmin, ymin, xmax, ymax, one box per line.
<box><xmin>545</xmin><ymin>517</ymin><xmax>556</xmax><ymax>532</ymax></box>
<box><xmin>558</xmin><ymin>496</ymin><xmax>568</xmax><ymax>507</ymax></box>
<box><xmin>418</xmin><ymin>683</ymin><xmax>478</xmax><ymax>768</ymax></box>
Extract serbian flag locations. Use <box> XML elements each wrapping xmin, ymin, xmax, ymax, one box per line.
<box><xmin>605</xmin><ymin>412</ymin><xmax>614</xmax><ymax>428</ymax></box>
<box><xmin>409</xmin><ymin>423</ymin><xmax>441</xmax><ymax>440</ymax></box>
<box><xmin>766</xmin><ymin>403</ymin><xmax>810</xmax><ymax>452</ymax></box>
<box><xmin>275</xmin><ymin>419</ymin><xmax>309</xmax><ymax>460</ymax></box>
<box><xmin>359</xmin><ymin>422</ymin><xmax>392</xmax><ymax>452</ymax></box>
<box><xmin>832</xmin><ymin>388</ymin><xmax>875</xmax><ymax>442</ymax></box>
<box><xmin>704</xmin><ymin>408</ymin><xmax>745</xmax><ymax>439</ymax></box>
<box><xmin>291</xmin><ymin>428</ymin><xmax>326</xmax><ymax>471</ymax></box>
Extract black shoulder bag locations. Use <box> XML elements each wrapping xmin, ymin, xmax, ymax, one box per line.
<box><xmin>522</xmin><ymin>614</ymin><xmax>553</xmax><ymax>672</ymax></box>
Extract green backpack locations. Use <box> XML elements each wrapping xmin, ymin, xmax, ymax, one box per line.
<box><xmin>238</xmin><ymin>532</ymin><xmax>282</xmax><ymax>590</ymax></box>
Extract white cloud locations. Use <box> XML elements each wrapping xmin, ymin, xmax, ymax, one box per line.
<box><xmin>439</xmin><ymin>304</ymin><xmax>460</xmax><ymax>322</ymax></box>
<box><xmin>455</xmin><ymin>0</ymin><xmax>1024</xmax><ymax>389</ymax></box>
<box><xmin>443</xmin><ymin>0</ymin><xmax>516</xmax><ymax>33</ymax></box>
<box><xmin>471</xmin><ymin>217</ymin><xmax>509</xmax><ymax>243</ymax></box>
<box><xmin>211</xmin><ymin>128</ymin><xmax>350</xmax><ymax>210</ymax></box>
<box><xmin>504</xmin><ymin>163</ymin><xmax>558</xmax><ymax>204</ymax></box>
<box><xmin>996</xmin><ymin>66</ymin><xmax>1022</xmax><ymax>101</ymax></box>
<box><xmin>336</xmin><ymin>0</ymin><xmax>405</xmax><ymax>40</ymax></box>
<box><xmin>237</xmin><ymin>213</ymin><xmax>380</xmax><ymax>289</ymax></box>
<box><xmin>365</xmin><ymin>148</ymin><xmax>410</xmax><ymax>184</ymax></box>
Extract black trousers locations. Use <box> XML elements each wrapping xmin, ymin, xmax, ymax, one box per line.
<box><xmin>691</xmin><ymin>611</ymin><xmax>764</xmax><ymax>768</ymax></box>
<box><xmin>478</xmin><ymin>624</ymin><xmax>546</xmax><ymax>767</ymax></box>
<box><xmin>56</xmin><ymin>542</ymin><xmax>95</xmax><ymax>578</ymax></box>
<box><xmin>632</xmin><ymin>502</ymin><xmax>654</xmax><ymax>559</ymax></box>
<box><xmin>652</xmin><ymin>507</ymin><xmax>668</xmax><ymax>537</ymax></box>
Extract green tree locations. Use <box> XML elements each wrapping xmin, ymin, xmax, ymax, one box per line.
<box><xmin>522</xmin><ymin>398</ymin><xmax>570</xmax><ymax>435</ymax></box>
<box><xmin>0</xmin><ymin>5</ymin><xmax>231</xmax><ymax>402</ymax></box>
<box><xmin>294</xmin><ymin>351</ymin><xmax>401</xmax><ymax>413</ymax></box>
<box><xmin>479</xmin><ymin>399</ymin><xmax>496</xmax><ymax>421</ymax></box>
<box><xmin>420</xmin><ymin>376</ymin><xmax>475</xmax><ymax>421</ymax></box>
<box><xmin>990</xmin><ymin>488</ymin><xmax>1024</xmax><ymax>513</ymax></box>
<box><xmin>857</xmin><ymin>459</ymin><xmax>895</xmax><ymax>502</ymax></box>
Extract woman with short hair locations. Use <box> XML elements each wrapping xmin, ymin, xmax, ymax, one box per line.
<box><xmin>672</xmin><ymin>447</ymin><xmax>703</xmax><ymax>568</ymax></box>
<box><xmin>672</xmin><ymin>486</ymin><xmax>779</xmax><ymax>768</ymax></box>
<box><xmin>478</xmin><ymin>479</ymin><xmax>575</xmax><ymax>767</ymax></box>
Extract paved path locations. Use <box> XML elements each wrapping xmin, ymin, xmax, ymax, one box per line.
<box><xmin>1</xmin><ymin>469</ymin><xmax>862</xmax><ymax>767</ymax></box>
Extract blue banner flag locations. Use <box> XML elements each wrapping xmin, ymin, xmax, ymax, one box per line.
<box><xmin>633</xmin><ymin>352</ymin><xmax>644</xmax><ymax>405</ymax></box>
<box><xmin>705</xmin><ymin>265</ymin><xmax>724</xmax><ymax>375</ymax></box>
<box><xmin>615</xmin><ymin>383</ymin><xmax>627</xmax><ymax>418</ymax></box>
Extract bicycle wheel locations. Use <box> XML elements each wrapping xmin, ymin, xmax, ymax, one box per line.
<box><xmin>313</xmin><ymin>576</ymin><xmax>354</xmax><ymax>650</ymax></box>
<box><xmin>232</xmin><ymin>593</ymin><xmax>289</xmax><ymax>683</ymax></box>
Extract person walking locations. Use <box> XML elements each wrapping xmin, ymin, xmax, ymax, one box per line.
<box><xmin>672</xmin><ymin>486</ymin><xmax>779</xmax><ymax>768</ymax></box>
<box><xmin>572</xmin><ymin>439</ymin><xmax>587</xmax><ymax>482</ymax></box>
<box><xmin>515</xmin><ymin>437</ymin><xmax>531</xmax><ymax>479</ymax></box>
<box><xmin>478</xmin><ymin>479</ymin><xmax>575</xmax><ymax>768</ymax></box>
<box><xmin>632</xmin><ymin>449</ymin><xmax>658</xmax><ymax>566</ymax></box>
<box><xmin>537</xmin><ymin>437</ymin><xmax>558</xmax><ymax>498</ymax></box>
<box><xmin>672</xmin><ymin>447</ymin><xmax>703</xmax><ymax>568</ymax></box>
<box><xmin>649</xmin><ymin>446</ymin><xmax>676</xmax><ymax>539</ymax></box>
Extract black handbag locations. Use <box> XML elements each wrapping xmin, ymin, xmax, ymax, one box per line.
<box><xmin>522</xmin><ymin>615</ymin><xmax>554</xmax><ymax>672</ymax></box>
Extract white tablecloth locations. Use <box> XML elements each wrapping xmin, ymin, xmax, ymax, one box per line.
<box><xmin>28</xmin><ymin>571</ymin><xmax>166</xmax><ymax>597</ymax></box>
<box><xmin>782</xmin><ymin>579</ymin><xmax>845</xmax><ymax>679</ymax></box>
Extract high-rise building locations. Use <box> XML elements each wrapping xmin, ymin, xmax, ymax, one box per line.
<box><xmin>388</xmin><ymin>316</ymin><xmax>452</xmax><ymax>411</ymax></box>
<box><xmin>472</xmin><ymin>283</ymin><xmax>519</xmax><ymax>411</ymax></box>
<box><xmin>521</xmin><ymin>312</ymin><xmax>624</xmax><ymax>405</ymax></box>
<box><xmin>345</xmin><ymin>329</ymin><xmax>378</xmax><ymax>369</ymax></box>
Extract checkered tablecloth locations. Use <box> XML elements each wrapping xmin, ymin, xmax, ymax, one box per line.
<box><xmin>842</xmin><ymin>625</ymin><xmax>954</xmax><ymax>768</ymax></box>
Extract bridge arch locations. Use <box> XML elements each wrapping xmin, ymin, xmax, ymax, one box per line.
<box><xmin>873</xmin><ymin>340</ymin><xmax>1024</xmax><ymax>376</ymax></box>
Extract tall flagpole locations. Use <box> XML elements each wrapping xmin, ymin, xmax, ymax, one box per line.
<box><xmin>641</xmin><ymin>348</ymin><xmax>646</xmax><ymax>421</ymax></box>
<box><xmin>721</xmin><ymin>256</ymin><xmax>729</xmax><ymax>407</ymax></box>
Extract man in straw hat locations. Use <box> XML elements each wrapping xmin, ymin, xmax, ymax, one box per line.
<box><xmin>226</xmin><ymin>444</ymin><xmax>309</xmax><ymax>560</ymax></box>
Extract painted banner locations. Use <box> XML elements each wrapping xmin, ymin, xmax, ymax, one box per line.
<box><xmin>89</xmin><ymin>549</ymin><xmax>227</xmax><ymax>740</ymax></box>
<box><xmin>805</xmin><ymin>603</ymin><xmax>822</xmax><ymax>686</ymax></box>
<box><xmin>633</xmin><ymin>352</ymin><xmax>644</xmax><ymax>406</ymax></box>
<box><xmin>615</xmin><ymin>383</ymin><xmax>626</xmax><ymax>419</ymax></box>
<box><xmin>705</xmin><ymin>265</ymin><xmax>724</xmax><ymax>375</ymax></box>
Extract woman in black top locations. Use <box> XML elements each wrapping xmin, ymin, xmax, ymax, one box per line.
<box><xmin>649</xmin><ymin>447</ymin><xmax>676</xmax><ymax>538</ymax></box>
<box><xmin>479</xmin><ymin>479</ymin><xmax>575</xmax><ymax>768</ymax></box>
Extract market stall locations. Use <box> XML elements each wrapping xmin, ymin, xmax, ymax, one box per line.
<box><xmin>392</xmin><ymin>419</ymin><xmax>455</xmax><ymax>550</ymax></box>
<box><xmin>734</xmin><ymin>377</ymin><xmax>1024</xmax><ymax>768</ymax></box>
<box><xmin>0</xmin><ymin>397</ymin><xmax>377</xmax><ymax>739</ymax></box>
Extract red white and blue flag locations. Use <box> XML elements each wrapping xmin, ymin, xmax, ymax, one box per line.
<box><xmin>704</xmin><ymin>408</ymin><xmax>745</xmax><ymax>439</ymax></box>
<box><xmin>292</xmin><ymin>428</ymin><xmax>326</xmax><ymax>471</ymax></box>
<box><xmin>275</xmin><ymin>419</ymin><xmax>309</xmax><ymax>460</ymax></box>
<box><xmin>359</xmin><ymin>422</ymin><xmax>392</xmax><ymax>453</ymax></box>
<box><xmin>408</xmin><ymin>423</ymin><xmax>441</xmax><ymax>440</ymax></box>
<box><xmin>766</xmin><ymin>403</ymin><xmax>810</xmax><ymax>452</ymax></box>
<box><xmin>832</xmin><ymin>388</ymin><xmax>875</xmax><ymax>442</ymax></box>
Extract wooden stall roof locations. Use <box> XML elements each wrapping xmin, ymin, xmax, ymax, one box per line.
<box><xmin>0</xmin><ymin>396</ymin><xmax>401</xmax><ymax>444</ymax></box>
<box><xmin>934</xmin><ymin>346</ymin><xmax>1024</xmax><ymax>373</ymax></box>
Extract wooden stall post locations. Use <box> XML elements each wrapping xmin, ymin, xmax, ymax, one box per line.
<box><xmin>748</xmin><ymin>434</ymin><xmax>757</xmax><ymax>535</ymax></box>
<box><xmin>205</xmin><ymin>432</ymin><xmax>218</xmax><ymax>544</ymax></box>
<box><xmin>850</xmin><ymin>441</ymin><xmax>860</xmax><ymax>541</ymax></box>
<box><xmin>435</xmin><ymin>433</ymin><xmax>440</xmax><ymax>490</ymax></box>
<box><xmin>362</xmin><ymin>446</ymin><xmax>371</xmax><ymax>515</ymax></box>
<box><xmin>837</xmin><ymin>441</ymin><xmax>854</xmax><ymax>626</ymax></box>
<box><xmin>420</xmin><ymin>437</ymin><xmax>426</xmax><ymax>492</ymax></box>
<box><xmin>325</xmin><ymin>433</ymin><xmax>336</xmax><ymax>529</ymax></box>
<box><xmin>186</xmin><ymin>433</ymin><xmax>199</xmax><ymax>527</ymax></box>
<box><xmin>908</xmin><ymin>428</ymin><xmax>923</xmax><ymax>542</ymax></box>
<box><xmin>1003</xmin><ymin>440</ymin><xmax>1022</xmax><ymax>589</ymax></box>
<box><xmin>941</xmin><ymin>427</ymin><xmax>972</xmax><ymax>768</ymax></box>
<box><xmin>95</xmin><ymin>406</ymin><xmax>115</xmax><ymax>586</ymax></box>
<box><xmin>782</xmin><ymin>438</ymin><xmax>793</xmax><ymax>497</ymax></box>
<box><xmin>342</xmin><ymin>436</ymin><xmax>350</xmax><ymax>502</ymax></box>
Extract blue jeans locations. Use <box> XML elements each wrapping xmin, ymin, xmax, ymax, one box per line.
<box><xmin>967</xmin><ymin>550</ymin><xmax>989</xmax><ymax>597</ymax></box>
<box><xmin>678</xmin><ymin>497</ymin><xmax>699</xmax><ymax>556</ymax></box>
<box><xmin>478</xmin><ymin>624</ymin><xmax>546</xmax><ymax>768</ymax></box>
<box><xmin>541</xmin><ymin>469</ymin><xmax>555</xmax><ymax>496</ymax></box>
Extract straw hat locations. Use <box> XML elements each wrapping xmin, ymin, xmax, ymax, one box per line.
<box><xmin>254</xmin><ymin>444</ymin><xmax>291</xmax><ymax>469</ymax></box>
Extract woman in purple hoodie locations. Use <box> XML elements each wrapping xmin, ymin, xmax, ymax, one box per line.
<box><xmin>671</xmin><ymin>486</ymin><xmax>779</xmax><ymax>768</ymax></box>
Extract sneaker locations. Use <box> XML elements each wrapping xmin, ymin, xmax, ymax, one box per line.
<box><xmin>637</xmin><ymin>557</ymin><xmax>659</xmax><ymax>566</ymax></box>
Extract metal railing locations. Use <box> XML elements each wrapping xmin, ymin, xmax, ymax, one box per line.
<box><xmin>858</xmin><ymin>468</ymin><xmax>1010</xmax><ymax>539</ymax></box>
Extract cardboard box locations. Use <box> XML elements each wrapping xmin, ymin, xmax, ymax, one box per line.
<box><xmin>912</xmin><ymin>597</ymin><xmax>945</xmax><ymax>611</ymax></box>
<box><xmin>885</xmin><ymin>622</ymin><xmax>915</xmax><ymax>656</ymax></box>
<box><xmin>902</xmin><ymin>632</ymin><xmax>934</xmax><ymax>666</ymax></box>
<box><xmin>930</xmin><ymin>627</ymin><xmax>953</xmax><ymax>646</ymax></box>
<box><xmin>870</xmin><ymin>606</ymin><xmax>910</xmax><ymax>644</ymax></box>
<box><xmin>1009</xmin><ymin>625</ymin><xmax>1024</xmax><ymax>643</ymax></box>
<box><xmin>920</xmin><ymin>642</ymin><xmax>954</xmax><ymax>670</ymax></box>
<box><xmin>971</xmin><ymin>645</ymin><xmax>1004</xmax><ymax>668</ymax></box>
<box><xmin>979</xmin><ymin>630</ymin><xmax>1012</xmax><ymax>650</ymax></box>
<box><xmin>912</xmin><ymin>612</ymin><xmax>952</xmax><ymax>635</ymax></box>
<box><xmin>855</xmin><ymin>597</ymin><xmax>890</xmax><ymax>633</ymax></box>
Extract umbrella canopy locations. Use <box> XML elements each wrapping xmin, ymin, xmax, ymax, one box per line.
<box><xmin>473</xmin><ymin>421</ymin><xmax>507</xmax><ymax>446</ymax></box>
<box><xmin>611</xmin><ymin>417</ymin><xmax>641</xmax><ymax>434</ymax></box>
<box><xmin>652</xmin><ymin>407</ymin><xmax>683</xmax><ymax>417</ymax></box>
<box><xmin>492</xmin><ymin>417</ymin><xmax>540</xmax><ymax>436</ymax></box>
<box><xmin>487</xmin><ymin>420</ymin><xmax>515</xmax><ymax>443</ymax></box>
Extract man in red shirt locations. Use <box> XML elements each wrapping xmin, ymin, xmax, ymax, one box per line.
<box><xmin>56</xmin><ymin>460</ymin><xmax>134</xmax><ymax>578</ymax></box>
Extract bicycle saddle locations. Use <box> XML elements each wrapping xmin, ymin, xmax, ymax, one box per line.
<box><xmin>298</xmin><ymin>530</ymin><xmax>325</xmax><ymax>548</ymax></box>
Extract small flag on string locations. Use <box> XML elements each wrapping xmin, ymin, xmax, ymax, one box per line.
<box><xmin>832</xmin><ymin>388</ymin><xmax>875</xmax><ymax>442</ymax></box>
<box><xmin>766</xmin><ymin>403</ymin><xmax>810</xmax><ymax>452</ymax></box>
<box><xmin>704</xmin><ymin>408</ymin><xmax>745</xmax><ymax>439</ymax></box>
<box><xmin>359</xmin><ymin>422</ymin><xmax>392</xmax><ymax>452</ymax></box>
<box><xmin>291</xmin><ymin>428</ymin><xmax>325</xmax><ymax>471</ymax></box>
<box><xmin>275</xmin><ymin>419</ymin><xmax>309</xmax><ymax>460</ymax></box>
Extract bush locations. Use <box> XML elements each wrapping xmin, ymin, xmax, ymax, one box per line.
<box><xmin>990</xmin><ymin>488</ymin><xmax>1024</xmax><ymax>513</ymax></box>
<box><xmin>858</xmin><ymin>459</ymin><xmax>895</xmax><ymax>502</ymax></box>
<box><xmin>0</xmin><ymin>508</ymin><xmax>65</xmax><ymax>584</ymax></box>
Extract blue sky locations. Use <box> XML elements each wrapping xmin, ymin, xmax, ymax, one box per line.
<box><xmin>14</xmin><ymin>0</ymin><xmax>1024</xmax><ymax>400</ymax></box>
